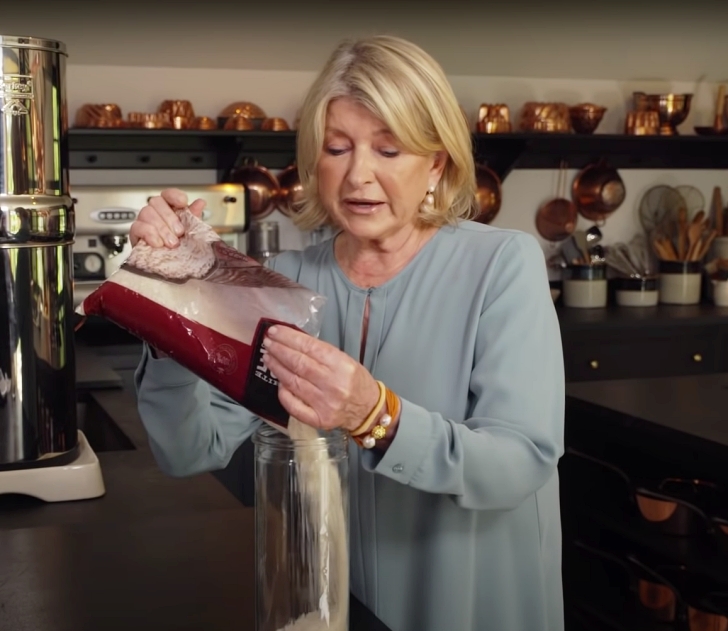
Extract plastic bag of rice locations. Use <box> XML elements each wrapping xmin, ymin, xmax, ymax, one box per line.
<box><xmin>75</xmin><ymin>208</ymin><xmax>326</xmax><ymax>429</ymax></box>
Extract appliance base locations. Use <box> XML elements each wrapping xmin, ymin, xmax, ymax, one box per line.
<box><xmin>0</xmin><ymin>431</ymin><xmax>106</xmax><ymax>502</ymax></box>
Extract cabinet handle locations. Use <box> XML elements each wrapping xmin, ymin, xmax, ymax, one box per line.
<box><xmin>589</xmin><ymin>360</ymin><xmax>599</xmax><ymax>369</ymax></box>
<box><xmin>693</xmin><ymin>353</ymin><xmax>703</xmax><ymax>363</ymax></box>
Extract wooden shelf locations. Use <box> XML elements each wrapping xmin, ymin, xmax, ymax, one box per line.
<box><xmin>68</xmin><ymin>128</ymin><xmax>728</xmax><ymax>181</ymax></box>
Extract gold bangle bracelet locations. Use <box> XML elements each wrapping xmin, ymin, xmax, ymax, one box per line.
<box><xmin>357</xmin><ymin>386</ymin><xmax>400</xmax><ymax>449</ymax></box>
<box><xmin>350</xmin><ymin>381</ymin><xmax>387</xmax><ymax>437</ymax></box>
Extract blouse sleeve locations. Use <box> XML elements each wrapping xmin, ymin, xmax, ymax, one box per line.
<box><xmin>134</xmin><ymin>345</ymin><xmax>263</xmax><ymax>477</ymax></box>
<box><xmin>360</xmin><ymin>232</ymin><xmax>565</xmax><ymax>511</ymax></box>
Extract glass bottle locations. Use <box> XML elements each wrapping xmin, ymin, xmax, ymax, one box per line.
<box><xmin>253</xmin><ymin>422</ymin><xmax>349</xmax><ymax>631</ymax></box>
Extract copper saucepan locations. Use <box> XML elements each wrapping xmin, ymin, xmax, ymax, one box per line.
<box><xmin>575</xmin><ymin>540</ymin><xmax>728</xmax><ymax>630</ymax></box>
<box><xmin>572</xmin><ymin>159</ymin><xmax>626</xmax><ymax>223</ymax></box>
<box><xmin>228</xmin><ymin>162</ymin><xmax>280</xmax><ymax>219</ymax></box>
<box><xmin>566</xmin><ymin>448</ymin><xmax>713</xmax><ymax>536</ymax></box>
<box><xmin>536</xmin><ymin>160</ymin><xmax>577</xmax><ymax>242</ymax></box>
<box><xmin>276</xmin><ymin>163</ymin><xmax>305</xmax><ymax>217</ymax></box>
<box><xmin>472</xmin><ymin>163</ymin><xmax>502</xmax><ymax>224</ymax></box>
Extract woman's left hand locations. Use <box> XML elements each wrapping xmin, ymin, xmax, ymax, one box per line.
<box><xmin>262</xmin><ymin>325</ymin><xmax>381</xmax><ymax>432</ymax></box>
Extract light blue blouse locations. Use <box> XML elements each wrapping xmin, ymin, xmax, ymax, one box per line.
<box><xmin>134</xmin><ymin>220</ymin><xmax>566</xmax><ymax>631</ymax></box>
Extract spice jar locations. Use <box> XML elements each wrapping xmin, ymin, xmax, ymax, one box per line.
<box><xmin>658</xmin><ymin>260</ymin><xmax>702</xmax><ymax>305</ymax></box>
<box><xmin>562</xmin><ymin>264</ymin><xmax>608</xmax><ymax>308</ymax></box>
<box><xmin>253</xmin><ymin>423</ymin><xmax>350</xmax><ymax>631</ymax></box>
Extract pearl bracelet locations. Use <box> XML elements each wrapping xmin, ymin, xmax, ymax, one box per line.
<box><xmin>356</xmin><ymin>385</ymin><xmax>400</xmax><ymax>449</ymax></box>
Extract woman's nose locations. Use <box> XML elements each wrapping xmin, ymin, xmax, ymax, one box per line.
<box><xmin>345</xmin><ymin>149</ymin><xmax>375</xmax><ymax>187</ymax></box>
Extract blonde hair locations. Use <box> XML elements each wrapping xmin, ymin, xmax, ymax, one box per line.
<box><xmin>292</xmin><ymin>35</ymin><xmax>478</xmax><ymax>231</ymax></box>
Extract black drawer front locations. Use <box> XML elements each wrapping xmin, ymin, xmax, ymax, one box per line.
<box><xmin>563</xmin><ymin>331</ymin><xmax>720</xmax><ymax>382</ymax></box>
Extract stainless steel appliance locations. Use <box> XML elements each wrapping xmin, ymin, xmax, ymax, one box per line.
<box><xmin>0</xmin><ymin>35</ymin><xmax>104</xmax><ymax>501</ymax></box>
<box><xmin>71</xmin><ymin>184</ymin><xmax>249</xmax><ymax>307</ymax></box>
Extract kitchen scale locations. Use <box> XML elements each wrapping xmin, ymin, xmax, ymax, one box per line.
<box><xmin>0</xmin><ymin>432</ymin><xmax>106</xmax><ymax>502</ymax></box>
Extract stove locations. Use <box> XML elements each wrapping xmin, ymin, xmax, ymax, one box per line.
<box><xmin>71</xmin><ymin>184</ymin><xmax>249</xmax><ymax>307</ymax></box>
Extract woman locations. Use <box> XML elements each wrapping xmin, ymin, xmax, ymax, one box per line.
<box><xmin>131</xmin><ymin>35</ymin><xmax>565</xmax><ymax>631</ymax></box>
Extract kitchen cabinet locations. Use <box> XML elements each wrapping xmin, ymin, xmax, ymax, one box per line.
<box><xmin>68</xmin><ymin>129</ymin><xmax>728</xmax><ymax>181</ymax></box>
<box><xmin>558</xmin><ymin>304</ymin><xmax>728</xmax><ymax>382</ymax></box>
<box><xmin>563</xmin><ymin>376</ymin><xmax>728</xmax><ymax>630</ymax></box>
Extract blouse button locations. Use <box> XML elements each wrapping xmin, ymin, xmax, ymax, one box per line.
<box><xmin>392</xmin><ymin>464</ymin><xmax>404</xmax><ymax>473</ymax></box>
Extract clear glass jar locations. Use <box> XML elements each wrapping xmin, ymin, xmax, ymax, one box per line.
<box><xmin>253</xmin><ymin>422</ymin><xmax>349</xmax><ymax>631</ymax></box>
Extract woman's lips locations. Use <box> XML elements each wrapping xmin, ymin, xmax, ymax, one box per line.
<box><xmin>343</xmin><ymin>199</ymin><xmax>384</xmax><ymax>214</ymax></box>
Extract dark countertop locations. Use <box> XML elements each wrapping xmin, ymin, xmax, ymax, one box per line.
<box><xmin>556</xmin><ymin>303</ymin><xmax>728</xmax><ymax>332</ymax></box>
<box><xmin>566</xmin><ymin>372</ymin><xmax>728</xmax><ymax>483</ymax></box>
<box><xmin>0</xmin><ymin>341</ymin><xmax>390</xmax><ymax>631</ymax></box>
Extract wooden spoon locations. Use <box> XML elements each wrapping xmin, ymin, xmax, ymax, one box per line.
<box><xmin>677</xmin><ymin>206</ymin><xmax>688</xmax><ymax>260</ymax></box>
<box><xmin>686</xmin><ymin>216</ymin><xmax>706</xmax><ymax>260</ymax></box>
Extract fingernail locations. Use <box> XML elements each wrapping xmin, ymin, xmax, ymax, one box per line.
<box><xmin>166</xmin><ymin>234</ymin><xmax>178</xmax><ymax>246</ymax></box>
<box><xmin>174</xmin><ymin>222</ymin><xmax>184</xmax><ymax>236</ymax></box>
<box><xmin>268</xmin><ymin>326</ymin><xmax>279</xmax><ymax>337</ymax></box>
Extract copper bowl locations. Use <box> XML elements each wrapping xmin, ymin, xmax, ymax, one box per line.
<box><xmin>633</xmin><ymin>92</ymin><xmax>692</xmax><ymax>135</ymax></box>
<box><xmin>568</xmin><ymin>103</ymin><xmax>607</xmax><ymax>134</ymax></box>
<box><xmin>223</xmin><ymin>115</ymin><xmax>255</xmax><ymax>131</ymax></box>
<box><xmin>218</xmin><ymin>101</ymin><xmax>266</xmax><ymax>129</ymax></box>
<box><xmin>261</xmin><ymin>117</ymin><xmax>290</xmax><ymax>131</ymax></box>
<box><xmin>194</xmin><ymin>116</ymin><xmax>217</xmax><ymax>130</ymax></box>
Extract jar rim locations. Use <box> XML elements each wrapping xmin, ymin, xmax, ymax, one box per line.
<box><xmin>252</xmin><ymin>421</ymin><xmax>349</xmax><ymax>449</ymax></box>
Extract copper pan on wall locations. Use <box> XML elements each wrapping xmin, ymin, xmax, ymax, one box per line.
<box><xmin>572</xmin><ymin>159</ymin><xmax>626</xmax><ymax>224</ymax></box>
<box><xmin>472</xmin><ymin>163</ymin><xmax>502</xmax><ymax>224</ymax></box>
<box><xmin>228</xmin><ymin>161</ymin><xmax>280</xmax><ymax>220</ymax></box>
<box><xmin>276</xmin><ymin>163</ymin><xmax>305</xmax><ymax>217</ymax></box>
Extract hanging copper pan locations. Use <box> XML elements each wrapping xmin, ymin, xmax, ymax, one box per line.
<box><xmin>473</xmin><ymin>163</ymin><xmax>502</xmax><ymax>224</ymax></box>
<box><xmin>276</xmin><ymin>163</ymin><xmax>305</xmax><ymax>217</ymax></box>
<box><xmin>228</xmin><ymin>162</ymin><xmax>280</xmax><ymax>220</ymax></box>
<box><xmin>572</xmin><ymin>158</ymin><xmax>626</xmax><ymax>223</ymax></box>
<box><xmin>535</xmin><ymin>160</ymin><xmax>577</xmax><ymax>241</ymax></box>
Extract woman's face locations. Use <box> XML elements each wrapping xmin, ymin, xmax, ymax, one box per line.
<box><xmin>317</xmin><ymin>97</ymin><xmax>446</xmax><ymax>243</ymax></box>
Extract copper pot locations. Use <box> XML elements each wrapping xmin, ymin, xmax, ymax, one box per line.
<box><xmin>572</xmin><ymin>159</ymin><xmax>626</xmax><ymax>222</ymax></box>
<box><xmin>472</xmin><ymin>163</ymin><xmax>502</xmax><ymax>224</ymax></box>
<box><xmin>276</xmin><ymin>164</ymin><xmax>305</xmax><ymax>217</ymax></box>
<box><xmin>228</xmin><ymin>163</ymin><xmax>280</xmax><ymax>219</ymax></box>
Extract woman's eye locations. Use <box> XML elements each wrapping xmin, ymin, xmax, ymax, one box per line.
<box><xmin>324</xmin><ymin>146</ymin><xmax>347</xmax><ymax>156</ymax></box>
<box><xmin>380</xmin><ymin>149</ymin><xmax>400</xmax><ymax>158</ymax></box>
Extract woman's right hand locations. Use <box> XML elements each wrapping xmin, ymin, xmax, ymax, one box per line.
<box><xmin>129</xmin><ymin>188</ymin><xmax>207</xmax><ymax>248</ymax></box>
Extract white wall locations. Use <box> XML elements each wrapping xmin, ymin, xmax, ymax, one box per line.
<box><xmin>68</xmin><ymin>63</ymin><xmax>728</xmax><ymax>271</ymax></box>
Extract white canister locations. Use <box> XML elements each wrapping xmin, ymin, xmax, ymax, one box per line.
<box><xmin>614</xmin><ymin>276</ymin><xmax>659</xmax><ymax>307</ymax></box>
<box><xmin>658</xmin><ymin>260</ymin><xmax>702</xmax><ymax>305</ymax></box>
<box><xmin>562</xmin><ymin>265</ymin><xmax>608</xmax><ymax>308</ymax></box>
<box><xmin>711</xmin><ymin>278</ymin><xmax>728</xmax><ymax>306</ymax></box>
<box><xmin>712</xmin><ymin>236</ymin><xmax>728</xmax><ymax>260</ymax></box>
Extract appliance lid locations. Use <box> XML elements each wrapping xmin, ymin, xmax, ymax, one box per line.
<box><xmin>0</xmin><ymin>35</ymin><xmax>67</xmax><ymax>55</ymax></box>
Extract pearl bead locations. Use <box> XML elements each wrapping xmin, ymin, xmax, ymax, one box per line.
<box><xmin>380</xmin><ymin>414</ymin><xmax>392</xmax><ymax>428</ymax></box>
<box><xmin>363</xmin><ymin>435</ymin><xmax>376</xmax><ymax>449</ymax></box>
<box><xmin>424</xmin><ymin>193</ymin><xmax>434</xmax><ymax>206</ymax></box>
